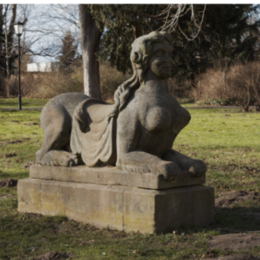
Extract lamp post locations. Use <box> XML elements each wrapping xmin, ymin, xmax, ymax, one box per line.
<box><xmin>13</xmin><ymin>21</ymin><xmax>24</xmax><ymax>110</ymax></box>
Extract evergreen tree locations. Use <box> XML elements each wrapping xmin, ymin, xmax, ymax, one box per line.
<box><xmin>57</xmin><ymin>31</ymin><xmax>77</xmax><ymax>74</ymax></box>
<box><xmin>89</xmin><ymin>4</ymin><xmax>166</xmax><ymax>74</ymax></box>
<box><xmin>202</xmin><ymin>4</ymin><xmax>260</xmax><ymax>65</ymax></box>
<box><xmin>169</xmin><ymin>4</ymin><xmax>260</xmax><ymax>88</ymax></box>
<box><xmin>81</xmin><ymin>4</ymin><xmax>260</xmax><ymax>93</ymax></box>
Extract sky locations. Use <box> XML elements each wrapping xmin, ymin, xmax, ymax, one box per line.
<box><xmin>17</xmin><ymin>3</ymin><xmax>260</xmax><ymax>62</ymax></box>
<box><xmin>19</xmin><ymin>4</ymin><xmax>79</xmax><ymax>63</ymax></box>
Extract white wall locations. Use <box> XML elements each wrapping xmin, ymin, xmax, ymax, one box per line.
<box><xmin>27</xmin><ymin>62</ymin><xmax>58</xmax><ymax>72</ymax></box>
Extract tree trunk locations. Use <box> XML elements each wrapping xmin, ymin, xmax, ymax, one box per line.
<box><xmin>7</xmin><ymin>4</ymin><xmax>16</xmax><ymax>44</ymax></box>
<box><xmin>0</xmin><ymin>5</ymin><xmax>4</xmax><ymax>96</ymax></box>
<box><xmin>0</xmin><ymin>5</ymin><xmax>3</xmax><ymax>34</ymax></box>
<box><xmin>79</xmin><ymin>4</ymin><xmax>102</xmax><ymax>99</ymax></box>
<box><xmin>6</xmin><ymin>4</ymin><xmax>16</xmax><ymax>97</ymax></box>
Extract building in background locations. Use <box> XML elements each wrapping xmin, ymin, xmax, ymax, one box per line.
<box><xmin>27</xmin><ymin>62</ymin><xmax>58</xmax><ymax>72</ymax></box>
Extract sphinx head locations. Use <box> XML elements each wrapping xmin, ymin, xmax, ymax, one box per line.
<box><xmin>110</xmin><ymin>31</ymin><xmax>173</xmax><ymax>117</ymax></box>
<box><xmin>130</xmin><ymin>31</ymin><xmax>173</xmax><ymax>82</ymax></box>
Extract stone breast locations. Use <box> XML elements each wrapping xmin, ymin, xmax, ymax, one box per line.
<box><xmin>144</xmin><ymin>106</ymin><xmax>171</xmax><ymax>132</ymax></box>
<box><xmin>172</xmin><ymin>107</ymin><xmax>191</xmax><ymax>134</ymax></box>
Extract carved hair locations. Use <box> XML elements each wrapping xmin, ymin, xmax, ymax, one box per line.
<box><xmin>108</xmin><ymin>31</ymin><xmax>172</xmax><ymax>119</ymax></box>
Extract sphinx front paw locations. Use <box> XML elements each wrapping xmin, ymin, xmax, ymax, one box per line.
<box><xmin>38</xmin><ymin>151</ymin><xmax>80</xmax><ymax>167</ymax></box>
<box><xmin>117</xmin><ymin>160</ymin><xmax>180</xmax><ymax>182</ymax></box>
<box><xmin>189</xmin><ymin>159</ymin><xmax>207</xmax><ymax>177</ymax></box>
<box><xmin>120</xmin><ymin>164</ymin><xmax>150</xmax><ymax>173</ymax></box>
<box><xmin>54</xmin><ymin>152</ymin><xmax>80</xmax><ymax>167</ymax></box>
<box><xmin>156</xmin><ymin>161</ymin><xmax>180</xmax><ymax>182</ymax></box>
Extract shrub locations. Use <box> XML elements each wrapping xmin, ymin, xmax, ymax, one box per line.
<box><xmin>0</xmin><ymin>75</ymin><xmax>18</xmax><ymax>97</ymax></box>
<box><xmin>8</xmin><ymin>62</ymin><xmax>130</xmax><ymax>101</ymax></box>
<box><xmin>21</xmin><ymin>70</ymin><xmax>83</xmax><ymax>99</ymax></box>
<box><xmin>194</xmin><ymin>61</ymin><xmax>260</xmax><ymax>111</ymax></box>
<box><xmin>0</xmin><ymin>75</ymin><xmax>7</xmax><ymax>97</ymax></box>
<box><xmin>99</xmin><ymin>62</ymin><xmax>130</xmax><ymax>101</ymax></box>
<box><xmin>168</xmin><ymin>78</ymin><xmax>192</xmax><ymax>99</ymax></box>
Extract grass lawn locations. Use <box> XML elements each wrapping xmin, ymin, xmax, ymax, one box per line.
<box><xmin>0</xmin><ymin>99</ymin><xmax>260</xmax><ymax>259</ymax></box>
<box><xmin>0</xmin><ymin>97</ymin><xmax>48</xmax><ymax>108</ymax></box>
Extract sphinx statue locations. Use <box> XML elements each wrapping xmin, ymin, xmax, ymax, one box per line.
<box><xmin>35</xmin><ymin>31</ymin><xmax>206</xmax><ymax>181</ymax></box>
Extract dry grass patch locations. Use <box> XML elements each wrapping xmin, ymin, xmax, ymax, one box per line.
<box><xmin>194</xmin><ymin>62</ymin><xmax>260</xmax><ymax>110</ymax></box>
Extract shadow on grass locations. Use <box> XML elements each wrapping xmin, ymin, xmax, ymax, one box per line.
<box><xmin>0</xmin><ymin>100</ymin><xmax>19</xmax><ymax>107</ymax></box>
<box><xmin>2</xmin><ymin>171</ymin><xmax>29</xmax><ymax>181</ymax></box>
<box><xmin>1</xmin><ymin>199</ymin><xmax>260</xmax><ymax>259</ymax></box>
<box><xmin>213</xmin><ymin>206</ymin><xmax>260</xmax><ymax>232</ymax></box>
<box><xmin>172</xmin><ymin>206</ymin><xmax>260</xmax><ymax>236</ymax></box>
<box><xmin>0</xmin><ymin>109</ymin><xmax>41</xmax><ymax>115</ymax></box>
<box><xmin>0</xmin><ymin>98</ymin><xmax>48</xmax><ymax>108</ymax></box>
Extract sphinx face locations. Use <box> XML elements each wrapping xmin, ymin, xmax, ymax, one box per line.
<box><xmin>149</xmin><ymin>41</ymin><xmax>173</xmax><ymax>79</ymax></box>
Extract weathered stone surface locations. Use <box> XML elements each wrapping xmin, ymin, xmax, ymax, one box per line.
<box><xmin>123</xmin><ymin>185</ymin><xmax>215</xmax><ymax>233</ymax></box>
<box><xmin>19</xmin><ymin>31</ymin><xmax>214</xmax><ymax>234</ymax></box>
<box><xmin>18</xmin><ymin>178</ymin><xmax>214</xmax><ymax>234</ymax></box>
<box><xmin>18</xmin><ymin>178</ymin><xmax>124</xmax><ymax>231</ymax></box>
<box><xmin>35</xmin><ymin>31</ymin><xmax>207</xmax><ymax>182</ymax></box>
<box><xmin>30</xmin><ymin>164</ymin><xmax>206</xmax><ymax>190</ymax></box>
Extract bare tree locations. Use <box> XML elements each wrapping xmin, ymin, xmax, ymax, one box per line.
<box><xmin>0</xmin><ymin>4</ymin><xmax>17</xmax><ymax>96</ymax></box>
<box><xmin>27</xmin><ymin>4</ymin><xmax>101</xmax><ymax>98</ymax></box>
<box><xmin>77</xmin><ymin>4</ymin><xmax>207</xmax><ymax>99</ymax></box>
<box><xmin>6</xmin><ymin>5</ymin><xmax>16</xmax><ymax>74</ymax></box>
<box><xmin>12</xmin><ymin>4</ymin><xmax>206</xmax><ymax>99</ymax></box>
<box><xmin>23</xmin><ymin>4</ymin><xmax>80</xmax><ymax>61</ymax></box>
<box><xmin>156</xmin><ymin>4</ymin><xmax>206</xmax><ymax>41</ymax></box>
<box><xmin>0</xmin><ymin>4</ymin><xmax>16</xmax><ymax>74</ymax></box>
<box><xmin>0</xmin><ymin>4</ymin><xmax>43</xmax><ymax>97</ymax></box>
<box><xmin>27</xmin><ymin>4</ymin><xmax>99</xmax><ymax>97</ymax></box>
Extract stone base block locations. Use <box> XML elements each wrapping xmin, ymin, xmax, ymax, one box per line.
<box><xmin>18</xmin><ymin>178</ymin><xmax>214</xmax><ymax>234</ymax></box>
<box><xmin>29</xmin><ymin>164</ymin><xmax>206</xmax><ymax>190</ymax></box>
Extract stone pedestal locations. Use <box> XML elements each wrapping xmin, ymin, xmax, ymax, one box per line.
<box><xmin>18</xmin><ymin>165</ymin><xmax>214</xmax><ymax>234</ymax></box>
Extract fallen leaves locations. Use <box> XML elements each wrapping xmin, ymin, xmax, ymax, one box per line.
<box><xmin>215</xmin><ymin>190</ymin><xmax>260</xmax><ymax>207</ymax></box>
<box><xmin>4</xmin><ymin>153</ymin><xmax>17</xmax><ymax>158</ymax></box>
<box><xmin>5</xmin><ymin>140</ymin><xmax>22</xmax><ymax>145</ymax></box>
<box><xmin>31</xmin><ymin>251</ymin><xmax>77</xmax><ymax>260</ymax></box>
<box><xmin>207</xmin><ymin>232</ymin><xmax>260</xmax><ymax>251</ymax></box>
<box><xmin>23</xmin><ymin>122</ymin><xmax>39</xmax><ymax>126</ymax></box>
<box><xmin>0</xmin><ymin>178</ymin><xmax>17</xmax><ymax>188</ymax></box>
<box><xmin>23</xmin><ymin>162</ymin><xmax>33</xmax><ymax>169</ymax></box>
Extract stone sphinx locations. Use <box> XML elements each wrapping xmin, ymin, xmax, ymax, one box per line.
<box><xmin>35</xmin><ymin>31</ymin><xmax>206</xmax><ymax>181</ymax></box>
<box><xmin>19</xmin><ymin>32</ymin><xmax>214</xmax><ymax>234</ymax></box>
